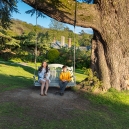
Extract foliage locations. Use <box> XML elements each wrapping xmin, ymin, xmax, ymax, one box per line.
<box><xmin>78</xmin><ymin>0</ymin><xmax>94</xmax><ymax>4</ymax></box>
<box><xmin>49</xmin><ymin>19</ymin><xmax>66</xmax><ymax>31</ymax></box>
<box><xmin>0</xmin><ymin>0</ymin><xmax>19</xmax><ymax>29</ymax></box>
<box><xmin>75</xmin><ymin>48</ymin><xmax>91</xmax><ymax>68</ymax></box>
<box><xmin>47</xmin><ymin>48</ymin><xmax>60</xmax><ymax>63</ymax></box>
<box><xmin>56</xmin><ymin>47</ymin><xmax>91</xmax><ymax>68</ymax></box>
<box><xmin>37</xmin><ymin>31</ymin><xmax>51</xmax><ymax>54</ymax></box>
<box><xmin>0</xmin><ymin>19</ymin><xmax>92</xmax><ymax>68</ymax></box>
<box><xmin>0</xmin><ymin>27</ymin><xmax>20</xmax><ymax>50</ymax></box>
<box><xmin>56</xmin><ymin>47</ymin><xmax>73</xmax><ymax>66</ymax></box>
<box><xmin>80</xmin><ymin>68</ymin><xmax>103</xmax><ymax>92</ymax></box>
<box><xmin>78</xmin><ymin>30</ymin><xmax>92</xmax><ymax>46</ymax></box>
<box><xmin>25</xmin><ymin>8</ymin><xmax>45</xmax><ymax>18</ymax></box>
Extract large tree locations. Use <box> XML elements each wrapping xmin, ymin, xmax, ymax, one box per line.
<box><xmin>22</xmin><ymin>0</ymin><xmax>129</xmax><ymax>91</ymax></box>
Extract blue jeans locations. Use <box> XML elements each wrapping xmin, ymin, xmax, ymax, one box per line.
<box><xmin>59</xmin><ymin>81</ymin><xmax>68</xmax><ymax>93</ymax></box>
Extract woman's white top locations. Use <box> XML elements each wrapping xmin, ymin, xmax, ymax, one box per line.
<box><xmin>38</xmin><ymin>68</ymin><xmax>50</xmax><ymax>82</ymax></box>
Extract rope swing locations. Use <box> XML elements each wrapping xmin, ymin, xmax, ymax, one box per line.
<box><xmin>73</xmin><ymin>0</ymin><xmax>77</xmax><ymax>80</ymax></box>
<box><xmin>33</xmin><ymin>0</ymin><xmax>38</xmax><ymax>81</ymax></box>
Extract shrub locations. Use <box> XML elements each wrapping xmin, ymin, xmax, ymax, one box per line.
<box><xmin>47</xmin><ymin>49</ymin><xmax>60</xmax><ymax>63</ymax></box>
<box><xmin>37</xmin><ymin>55</ymin><xmax>47</xmax><ymax>62</ymax></box>
<box><xmin>0</xmin><ymin>52</ymin><xmax>15</xmax><ymax>61</ymax></box>
<box><xmin>80</xmin><ymin>68</ymin><xmax>103</xmax><ymax>92</ymax></box>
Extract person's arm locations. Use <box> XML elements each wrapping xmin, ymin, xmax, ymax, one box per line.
<box><xmin>46</xmin><ymin>70</ymin><xmax>50</xmax><ymax>79</ymax></box>
<box><xmin>38</xmin><ymin>70</ymin><xmax>43</xmax><ymax>79</ymax></box>
<box><xmin>60</xmin><ymin>72</ymin><xmax>64</xmax><ymax>81</ymax></box>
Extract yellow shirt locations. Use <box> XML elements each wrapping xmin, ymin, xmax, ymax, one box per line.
<box><xmin>59</xmin><ymin>71</ymin><xmax>71</xmax><ymax>82</ymax></box>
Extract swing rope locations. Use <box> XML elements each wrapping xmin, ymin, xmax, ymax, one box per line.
<box><xmin>73</xmin><ymin>0</ymin><xmax>77</xmax><ymax>82</ymax></box>
<box><xmin>34</xmin><ymin>0</ymin><xmax>38</xmax><ymax>81</ymax></box>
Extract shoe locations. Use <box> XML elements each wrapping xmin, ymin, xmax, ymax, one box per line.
<box><xmin>60</xmin><ymin>93</ymin><xmax>64</xmax><ymax>96</ymax></box>
<box><xmin>40</xmin><ymin>94</ymin><xmax>44</xmax><ymax>96</ymax></box>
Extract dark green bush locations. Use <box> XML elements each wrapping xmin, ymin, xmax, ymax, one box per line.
<box><xmin>47</xmin><ymin>49</ymin><xmax>60</xmax><ymax>63</ymax></box>
<box><xmin>37</xmin><ymin>55</ymin><xmax>47</xmax><ymax>62</ymax></box>
<box><xmin>0</xmin><ymin>51</ymin><xmax>15</xmax><ymax>61</ymax></box>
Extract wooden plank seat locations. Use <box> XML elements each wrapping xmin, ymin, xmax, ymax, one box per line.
<box><xmin>34</xmin><ymin>64</ymin><xmax>76</xmax><ymax>87</ymax></box>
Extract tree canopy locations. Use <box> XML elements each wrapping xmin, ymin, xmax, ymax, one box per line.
<box><xmin>0</xmin><ymin>0</ymin><xmax>19</xmax><ymax>29</ymax></box>
<box><xmin>49</xmin><ymin>19</ymin><xmax>66</xmax><ymax>31</ymax></box>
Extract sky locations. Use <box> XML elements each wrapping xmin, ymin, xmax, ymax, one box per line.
<box><xmin>12</xmin><ymin>1</ymin><xmax>93</xmax><ymax>34</ymax></box>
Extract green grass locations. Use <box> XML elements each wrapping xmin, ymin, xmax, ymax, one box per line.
<box><xmin>75</xmin><ymin>69</ymin><xmax>85</xmax><ymax>74</ymax></box>
<box><xmin>0</xmin><ymin>102</ymin><xmax>34</xmax><ymax>129</ymax></box>
<box><xmin>1</xmin><ymin>98</ymin><xmax>129</xmax><ymax>129</ymax></box>
<box><xmin>0</xmin><ymin>61</ymin><xmax>34</xmax><ymax>92</ymax></box>
<box><xmin>83</xmin><ymin>88</ymin><xmax>129</xmax><ymax>111</ymax></box>
<box><xmin>75</xmin><ymin>73</ymin><xmax>85</xmax><ymax>83</ymax></box>
<box><xmin>1</xmin><ymin>60</ymin><xmax>129</xmax><ymax>129</ymax></box>
<box><xmin>75</xmin><ymin>69</ymin><xmax>86</xmax><ymax>83</ymax></box>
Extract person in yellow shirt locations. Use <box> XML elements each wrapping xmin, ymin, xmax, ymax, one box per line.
<box><xmin>59</xmin><ymin>65</ymin><xmax>71</xmax><ymax>96</ymax></box>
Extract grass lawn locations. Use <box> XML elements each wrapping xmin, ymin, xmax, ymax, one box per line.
<box><xmin>75</xmin><ymin>72</ymin><xmax>85</xmax><ymax>83</ymax></box>
<box><xmin>1</xmin><ymin>60</ymin><xmax>129</xmax><ymax>129</ymax></box>
<box><xmin>0</xmin><ymin>61</ymin><xmax>34</xmax><ymax>92</ymax></box>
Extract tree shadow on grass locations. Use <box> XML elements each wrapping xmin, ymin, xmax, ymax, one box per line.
<box><xmin>0</xmin><ymin>73</ymin><xmax>33</xmax><ymax>92</ymax></box>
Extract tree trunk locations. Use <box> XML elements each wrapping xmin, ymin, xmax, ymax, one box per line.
<box><xmin>91</xmin><ymin>30</ymin><xmax>111</xmax><ymax>90</ymax></box>
<box><xmin>23</xmin><ymin>0</ymin><xmax>129</xmax><ymax>91</ymax></box>
<box><xmin>96</xmin><ymin>0</ymin><xmax>129</xmax><ymax>90</ymax></box>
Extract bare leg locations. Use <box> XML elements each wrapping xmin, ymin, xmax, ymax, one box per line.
<box><xmin>40</xmin><ymin>80</ymin><xmax>45</xmax><ymax>95</ymax></box>
<box><xmin>45</xmin><ymin>80</ymin><xmax>49</xmax><ymax>95</ymax></box>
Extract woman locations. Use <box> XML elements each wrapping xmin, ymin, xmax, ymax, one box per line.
<box><xmin>38</xmin><ymin>61</ymin><xmax>50</xmax><ymax>96</ymax></box>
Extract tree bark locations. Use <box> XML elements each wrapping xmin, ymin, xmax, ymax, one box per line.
<box><xmin>23</xmin><ymin>0</ymin><xmax>129</xmax><ymax>91</ymax></box>
<box><xmin>91</xmin><ymin>31</ymin><xmax>111</xmax><ymax>90</ymax></box>
<box><xmin>22</xmin><ymin>0</ymin><xmax>101</xmax><ymax>31</ymax></box>
<box><xmin>92</xmin><ymin>0</ymin><xmax>129</xmax><ymax>90</ymax></box>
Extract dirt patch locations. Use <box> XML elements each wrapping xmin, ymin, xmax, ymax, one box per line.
<box><xmin>0</xmin><ymin>87</ymin><xmax>92</xmax><ymax>121</ymax></box>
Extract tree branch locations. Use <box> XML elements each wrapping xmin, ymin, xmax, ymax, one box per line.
<box><xmin>22</xmin><ymin>0</ymin><xmax>101</xmax><ymax>32</ymax></box>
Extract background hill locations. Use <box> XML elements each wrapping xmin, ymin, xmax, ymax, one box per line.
<box><xmin>5</xmin><ymin>19</ymin><xmax>92</xmax><ymax>44</ymax></box>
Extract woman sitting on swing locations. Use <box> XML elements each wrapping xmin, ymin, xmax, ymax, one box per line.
<box><xmin>38</xmin><ymin>61</ymin><xmax>50</xmax><ymax>96</ymax></box>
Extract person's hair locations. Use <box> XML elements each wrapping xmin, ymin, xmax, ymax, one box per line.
<box><xmin>62</xmin><ymin>65</ymin><xmax>67</xmax><ymax>69</ymax></box>
<box><xmin>38</xmin><ymin>61</ymin><xmax>49</xmax><ymax>73</ymax></box>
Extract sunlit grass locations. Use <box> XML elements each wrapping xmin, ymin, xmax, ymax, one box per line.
<box><xmin>0</xmin><ymin>61</ymin><xmax>34</xmax><ymax>92</ymax></box>
<box><xmin>75</xmin><ymin>73</ymin><xmax>85</xmax><ymax>83</ymax></box>
<box><xmin>82</xmin><ymin>88</ymin><xmax>129</xmax><ymax>111</ymax></box>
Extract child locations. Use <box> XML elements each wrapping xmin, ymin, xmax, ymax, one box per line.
<box><xmin>59</xmin><ymin>65</ymin><xmax>71</xmax><ymax>96</ymax></box>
